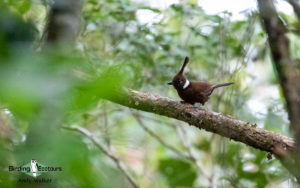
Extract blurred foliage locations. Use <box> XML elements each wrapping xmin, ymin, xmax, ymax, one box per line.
<box><xmin>159</xmin><ymin>158</ymin><xmax>196</xmax><ymax>187</ymax></box>
<box><xmin>0</xmin><ymin>0</ymin><xmax>297</xmax><ymax>187</ymax></box>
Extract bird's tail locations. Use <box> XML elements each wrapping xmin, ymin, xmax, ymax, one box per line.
<box><xmin>205</xmin><ymin>82</ymin><xmax>233</xmax><ymax>96</ymax></box>
<box><xmin>213</xmin><ymin>82</ymin><xmax>234</xmax><ymax>89</ymax></box>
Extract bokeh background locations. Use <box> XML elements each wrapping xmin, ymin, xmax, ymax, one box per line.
<box><xmin>0</xmin><ymin>0</ymin><xmax>298</xmax><ymax>187</ymax></box>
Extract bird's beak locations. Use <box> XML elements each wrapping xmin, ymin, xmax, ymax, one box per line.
<box><xmin>167</xmin><ymin>81</ymin><xmax>173</xmax><ymax>85</ymax></box>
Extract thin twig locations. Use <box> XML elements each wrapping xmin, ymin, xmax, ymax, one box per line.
<box><xmin>136</xmin><ymin>114</ymin><xmax>175</xmax><ymax>128</ymax></box>
<box><xmin>102</xmin><ymin>102</ymin><xmax>110</xmax><ymax>146</ymax></box>
<box><xmin>132</xmin><ymin>111</ymin><xmax>188</xmax><ymax>159</ymax></box>
<box><xmin>62</xmin><ymin>126</ymin><xmax>139</xmax><ymax>188</ymax></box>
<box><xmin>175</xmin><ymin>124</ymin><xmax>215</xmax><ymax>188</ymax></box>
<box><xmin>133</xmin><ymin>111</ymin><xmax>216</xmax><ymax>187</ymax></box>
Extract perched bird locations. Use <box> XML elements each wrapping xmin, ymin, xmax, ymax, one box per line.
<box><xmin>168</xmin><ymin>57</ymin><xmax>233</xmax><ymax>105</ymax></box>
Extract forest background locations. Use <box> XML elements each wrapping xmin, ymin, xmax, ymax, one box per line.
<box><xmin>1</xmin><ymin>0</ymin><xmax>300</xmax><ymax>187</ymax></box>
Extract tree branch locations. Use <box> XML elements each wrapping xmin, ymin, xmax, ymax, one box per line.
<box><xmin>133</xmin><ymin>111</ymin><xmax>214</xmax><ymax>186</ymax></box>
<box><xmin>132</xmin><ymin>111</ymin><xmax>188</xmax><ymax>159</ymax></box>
<box><xmin>104</xmin><ymin>89</ymin><xmax>295</xmax><ymax>158</ymax></box>
<box><xmin>63</xmin><ymin>125</ymin><xmax>139</xmax><ymax>188</ymax></box>
<box><xmin>175</xmin><ymin>125</ymin><xmax>215</xmax><ymax>187</ymax></box>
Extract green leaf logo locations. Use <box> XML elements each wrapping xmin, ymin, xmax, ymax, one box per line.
<box><xmin>20</xmin><ymin>159</ymin><xmax>48</xmax><ymax>178</ymax></box>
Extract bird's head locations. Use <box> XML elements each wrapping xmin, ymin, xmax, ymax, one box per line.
<box><xmin>168</xmin><ymin>56</ymin><xmax>189</xmax><ymax>90</ymax></box>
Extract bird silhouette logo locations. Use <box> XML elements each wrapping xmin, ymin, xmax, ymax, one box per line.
<box><xmin>30</xmin><ymin>159</ymin><xmax>38</xmax><ymax>178</ymax></box>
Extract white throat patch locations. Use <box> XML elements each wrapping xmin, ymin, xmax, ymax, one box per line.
<box><xmin>183</xmin><ymin>80</ymin><xmax>190</xmax><ymax>89</ymax></box>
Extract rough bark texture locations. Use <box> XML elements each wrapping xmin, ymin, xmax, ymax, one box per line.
<box><xmin>105</xmin><ymin>89</ymin><xmax>295</xmax><ymax>157</ymax></box>
<box><xmin>257</xmin><ymin>0</ymin><xmax>300</xmax><ymax>178</ymax></box>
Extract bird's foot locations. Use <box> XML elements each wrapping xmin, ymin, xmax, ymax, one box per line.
<box><xmin>192</xmin><ymin>103</ymin><xmax>202</xmax><ymax>108</ymax></box>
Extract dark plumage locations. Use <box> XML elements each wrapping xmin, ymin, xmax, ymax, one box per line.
<box><xmin>168</xmin><ymin>57</ymin><xmax>233</xmax><ymax>105</ymax></box>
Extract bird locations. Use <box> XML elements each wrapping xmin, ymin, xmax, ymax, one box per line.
<box><xmin>168</xmin><ymin>57</ymin><xmax>233</xmax><ymax>106</ymax></box>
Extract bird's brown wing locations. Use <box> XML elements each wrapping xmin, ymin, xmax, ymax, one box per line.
<box><xmin>193</xmin><ymin>82</ymin><xmax>214</xmax><ymax>96</ymax></box>
<box><xmin>203</xmin><ymin>87</ymin><xmax>215</xmax><ymax>96</ymax></box>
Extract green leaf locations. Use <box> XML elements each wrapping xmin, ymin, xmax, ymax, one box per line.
<box><xmin>158</xmin><ymin>158</ymin><xmax>197</xmax><ymax>187</ymax></box>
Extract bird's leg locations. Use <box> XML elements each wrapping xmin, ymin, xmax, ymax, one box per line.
<box><xmin>193</xmin><ymin>103</ymin><xmax>202</xmax><ymax>108</ymax></box>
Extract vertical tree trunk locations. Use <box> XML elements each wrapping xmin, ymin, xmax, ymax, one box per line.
<box><xmin>257</xmin><ymin>0</ymin><xmax>300</xmax><ymax>180</ymax></box>
<box><xmin>45</xmin><ymin>0</ymin><xmax>82</xmax><ymax>44</ymax></box>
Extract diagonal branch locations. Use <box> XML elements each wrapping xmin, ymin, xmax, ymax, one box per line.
<box><xmin>104</xmin><ymin>89</ymin><xmax>295</xmax><ymax>158</ymax></box>
<box><xmin>63</xmin><ymin>125</ymin><xmax>139</xmax><ymax>188</ymax></box>
<box><xmin>133</xmin><ymin>111</ymin><xmax>213</xmax><ymax>185</ymax></box>
<box><xmin>132</xmin><ymin>111</ymin><xmax>188</xmax><ymax>159</ymax></box>
<box><xmin>175</xmin><ymin>125</ymin><xmax>214</xmax><ymax>187</ymax></box>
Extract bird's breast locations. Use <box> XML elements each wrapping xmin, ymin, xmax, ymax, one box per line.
<box><xmin>176</xmin><ymin>87</ymin><xmax>196</xmax><ymax>103</ymax></box>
